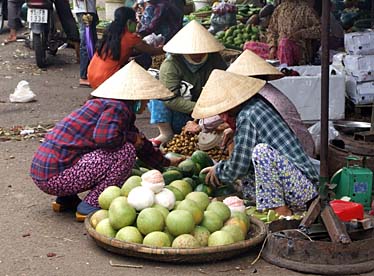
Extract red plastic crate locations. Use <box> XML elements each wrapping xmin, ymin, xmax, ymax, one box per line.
<box><xmin>330</xmin><ymin>200</ymin><xmax>364</xmax><ymax>222</ymax></box>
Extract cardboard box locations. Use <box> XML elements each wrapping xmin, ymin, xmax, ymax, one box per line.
<box><xmin>344</xmin><ymin>54</ymin><xmax>374</xmax><ymax>82</ymax></box>
<box><xmin>270</xmin><ymin>65</ymin><xmax>345</xmax><ymax>121</ymax></box>
<box><xmin>345</xmin><ymin>31</ymin><xmax>374</xmax><ymax>55</ymax></box>
<box><xmin>346</xmin><ymin>76</ymin><xmax>374</xmax><ymax>105</ymax></box>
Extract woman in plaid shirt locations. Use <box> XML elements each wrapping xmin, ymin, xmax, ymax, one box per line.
<box><xmin>30</xmin><ymin>61</ymin><xmax>183</xmax><ymax>221</ymax></box>
<box><xmin>193</xmin><ymin>70</ymin><xmax>319</xmax><ymax>217</ymax></box>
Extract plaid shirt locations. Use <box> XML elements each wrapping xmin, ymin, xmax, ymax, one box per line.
<box><xmin>30</xmin><ymin>98</ymin><xmax>169</xmax><ymax>181</ymax></box>
<box><xmin>216</xmin><ymin>95</ymin><xmax>319</xmax><ymax>184</ymax></box>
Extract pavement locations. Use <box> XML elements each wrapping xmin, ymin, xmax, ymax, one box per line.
<box><xmin>0</xmin><ymin>27</ymin><xmax>372</xmax><ymax>276</ymax></box>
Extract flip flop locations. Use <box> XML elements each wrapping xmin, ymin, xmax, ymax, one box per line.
<box><xmin>79</xmin><ymin>79</ymin><xmax>91</xmax><ymax>87</ymax></box>
<box><xmin>3</xmin><ymin>38</ymin><xmax>17</xmax><ymax>45</ymax></box>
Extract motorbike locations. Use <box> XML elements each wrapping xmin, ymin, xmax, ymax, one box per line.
<box><xmin>0</xmin><ymin>0</ymin><xmax>8</xmax><ymax>32</ymax></box>
<box><xmin>26</xmin><ymin>0</ymin><xmax>67</xmax><ymax>68</ymax></box>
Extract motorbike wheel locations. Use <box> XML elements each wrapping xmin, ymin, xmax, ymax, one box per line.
<box><xmin>33</xmin><ymin>33</ymin><xmax>47</xmax><ymax>68</ymax></box>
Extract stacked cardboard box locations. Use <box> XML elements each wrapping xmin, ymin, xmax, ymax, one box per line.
<box><xmin>344</xmin><ymin>31</ymin><xmax>374</xmax><ymax>105</ymax></box>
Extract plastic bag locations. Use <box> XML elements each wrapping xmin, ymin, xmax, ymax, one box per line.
<box><xmin>143</xmin><ymin>33</ymin><xmax>165</xmax><ymax>47</ymax></box>
<box><xmin>208</xmin><ymin>2</ymin><xmax>237</xmax><ymax>34</ymax></box>
<box><xmin>308</xmin><ymin>121</ymin><xmax>339</xmax><ymax>155</ymax></box>
<box><xmin>147</xmin><ymin>69</ymin><xmax>193</xmax><ymax>100</ymax></box>
<box><xmin>9</xmin><ymin>80</ymin><xmax>36</xmax><ymax>103</ymax></box>
<box><xmin>199</xmin><ymin>115</ymin><xmax>224</xmax><ymax>132</ymax></box>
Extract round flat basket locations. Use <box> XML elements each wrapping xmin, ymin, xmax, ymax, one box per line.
<box><xmin>85</xmin><ymin>214</ymin><xmax>266</xmax><ymax>263</ymax></box>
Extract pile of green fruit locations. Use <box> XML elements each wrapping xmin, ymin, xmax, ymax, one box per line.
<box><xmin>90</xmin><ymin>158</ymin><xmax>250</xmax><ymax>248</ymax></box>
<box><xmin>246</xmin><ymin>206</ymin><xmax>304</xmax><ymax>223</ymax></box>
<box><xmin>133</xmin><ymin>150</ymin><xmax>235</xmax><ymax>198</ymax></box>
<box><xmin>215</xmin><ymin>23</ymin><xmax>261</xmax><ymax>49</ymax></box>
<box><xmin>236</xmin><ymin>4</ymin><xmax>261</xmax><ymax>22</ymax></box>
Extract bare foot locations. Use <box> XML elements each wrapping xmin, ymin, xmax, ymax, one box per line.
<box><xmin>274</xmin><ymin>206</ymin><xmax>292</xmax><ymax>216</ymax></box>
<box><xmin>4</xmin><ymin>35</ymin><xmax>17</xmax><ymax>44</ymax></box>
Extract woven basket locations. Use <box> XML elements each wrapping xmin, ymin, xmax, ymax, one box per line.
<box><xmin>85</xmin><ymin>214</ymin><xmax>266</xmax><ymax>263</ymax></box>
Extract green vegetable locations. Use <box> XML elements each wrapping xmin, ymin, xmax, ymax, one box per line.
<box><xmin>162</xmin><ymin>170</ymin><xmax>184</xmax><ymax>185</ymax></box>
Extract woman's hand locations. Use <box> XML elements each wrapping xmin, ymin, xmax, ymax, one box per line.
<box><xmin>167</xmin><ymin>156</ymin><xmax>186</xmax><ymax>167</ymax></box>
<box><xmin>221</xmin><ymin>128</ymin><xmax>234</xmax><ymax>148</ymax></box>
<box><xmin>133</xmin><ymin>133</ymin><xmax>145</xmax><ymax>150</ymax></box>
<box><xmin>200</xmin><ymin>165</ymin><xmax>222</xmax><ymax>188</ymax></box>
<box><xmin>269</xmin><ymin>46</ymin><xmax>277</xmax><ymax>59</ymax></box>
<box><xmin>184</xmin><ymin>120</ymin><xmax>201</xmax><ymax>134</ymax></box>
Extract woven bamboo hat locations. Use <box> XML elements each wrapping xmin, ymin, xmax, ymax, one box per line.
<box><xmin>91</xmin><ymin>60</ymin><xmax>173</xmax><ymax>100</ymax></box>
<box><xmin>192</xmin><ymin>69</ymin><xmax>266</xmax><ymax>119</ymax></box>
<box><xmin>163</xmin><ymin>20</ymin><xmax>225</xmax><ymax>54</ymax></box>
<box><xmin>227</xmin><ymin>50</ymin><xmax>284</xmax><ymax>81</ymax></box>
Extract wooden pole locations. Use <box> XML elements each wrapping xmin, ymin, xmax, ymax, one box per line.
<box><xmin>319</xmin><ymin>0</ymin><xmax>330</xmax><ymax>193</ymax></box>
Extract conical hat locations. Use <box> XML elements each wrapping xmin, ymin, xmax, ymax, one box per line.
<box><xmin>192</xmin><ymin>70</ymin><xmax>266</xmax><ymax>119</ymax></box>
<box><xmin>163</xmin><ymin>20</ymin><xmax>225</xmax><ymax>54</ymax></box>
<box><xmin>227</xmin><ymin>50</ymin><xmax>284</xmax><ymax>81</ymax></box>
<box><xmin>91</xmin><ymin>60</ymin><xmax>173</xmax><ymax>100</ymax></box>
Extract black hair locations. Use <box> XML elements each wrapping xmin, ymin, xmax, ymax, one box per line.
<box><xmin>97</xmin><ymin>7</ymin><xmax>136</xmax><ymax>61</ymax></box>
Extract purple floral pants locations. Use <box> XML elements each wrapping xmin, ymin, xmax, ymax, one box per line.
<box><xmin>34</xmin><ymin>143</ymin><xmax>136</xmax><ymax>207</ymax></box>
<box><xmin>243</xmin><ymin>143</ymin><xmax>317</xmax><ymax>211</ymax></box>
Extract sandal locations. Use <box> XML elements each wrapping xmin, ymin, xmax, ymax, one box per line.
<box><xmin>75</xmin><ymin>201</ymin><xmax>100</xmax><ymax>222</ymax></box>
<box><xmin>52</xmin><ymin>195</ymin><xmax>82</xmax><ymax>212</ymax></box>
<box><xmin>79</xmin><ymin>79</ymin><xmax>91</xmax><ymax>87</ymax></box>
<box><xmin>3</xmin><ymin>38</ymin><xmax>17</xmax><ymax>45</ymax></box>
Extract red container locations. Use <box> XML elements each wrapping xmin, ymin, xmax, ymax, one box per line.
<box><xmin>330</xmin><ymin>200</ymin><xmax>364</xmax><ymax>222</ymax></box>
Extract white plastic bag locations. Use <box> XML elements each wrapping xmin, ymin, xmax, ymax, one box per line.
<box><xmin>143</xmin><ymin>33</ymin><xmax>165</xmax><ymax>47</ymax></box>
<box><xmin>9</xmin><ymin>80</ymin><xmax>36</xmax><ymax>103</ymax></box>
<box><xmin>308</xmin><ymin>121</ymin><xmax>339</xmax><ymax>155</ymax></box>
<box><xmin>147</xmin><ymin>69</ymin><xmax>193</xmax><ymax>100</ymax></box>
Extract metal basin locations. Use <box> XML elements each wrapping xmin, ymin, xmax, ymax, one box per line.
<box><xmin>333</xmin><ymin>121</ymin><xmax>371</xmax><ymax>135</ymax></box>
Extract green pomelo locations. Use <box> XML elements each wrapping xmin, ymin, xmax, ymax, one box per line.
<box><xmin>163</xmin><ymin>170</ymin><xmax>183</xmax><ymax>185</ymax></box>
<box><xmin>221</xmin><ymin>224</ymin><xmax>245</xmax><ymax>242</ymax></box>
<box><xmin>231</xmin><ymin>211</ymin><xmax>250</xmax><ymax>231</ymax></box>
<box><xmin>182</xmin><ymin>177</ymin><xmax>196</xmax><ymax>189</ymax></box>
<box><xmin>172</xmin><ymin>234</ymin><xmax>200</xmax><ymax>248</ymax></box>
<box><xmin>177</xmin><ymin>159</ymin><xmax>196</xmax><ymax>177</ymax></box>
<box><xmin>194</xmin><ymin>184</ymin><xmax>213</xmax><ymax>196</ymax></box>
<box><xmin>166</xmin><ymin>210</ymin><xmax>195</xmax><ymax>236</ymax></box>
<box><xmin>208</xmin><ymin>231</ymin><xmax>235</xmax><ymax>246</ymax></box>
<box><xmin>136</xmin><ymin>208</ymin><xmax>165</xmax><ymax>235</ymax></box>
<box><xmin>191</xmin><ymin>150</ymin><xmax>214</xmax><ymax>169</ymax></box>
<box><xmin>98</xmin><ymin>186</ymin><xmax>121</xmax><ymax>210</ymax></box>
<box><xmin>176</xmin><ymin>199</ymin><xmax>203</xmax><ymax>224</ymax></box>
<box><xmin>224</xmin><ymin>217</ymin><xmax>247</xmax><ymax>235</ymax></box>
<box><xmin>143</xmin><ymin>231</ymin><xmax>171</xmax><ymax>247</ymax></box>
<box><xmin>191</xmin><ymin>226</ymin><xmax>210</xmax><ymax>247</ymax></box>
<box><xmin>121</xmin><ymin>175</ymin><xmax>141</xmax><ymax>196</ymax></box>
<box><xmin>108</xmin><ymin>197</ymin><xmax>136</xmax><ymax>230</ymax></box>
<box><xmin>166</xmin><ymin>185</ymin><xmax>185</xmax><ymax>201</ymax></box>
<box><xmin>200</xmin><ymin>211</ymin><xmax>224</xmax><ymax>233</ymax></box>
<box><xmin>90</xmin><ymin>209</ymin><xmax>108</xmax><ymax>229</ymax></box>
<box><xmin>164</xmin><ymin>228</ymin><xmax>175</xmax><ymax>244</ymax></box>
<box><xmin>152</xmin><ymin>204</ymin><xmax>170</xmax><ymax>220</ymax></box>
<box><xmin>169</xmin><ymin>180</ymin><xmax>192</xmax><ymax>197</ymax></box>
<box><xmin>95</xmin><ymin>218</ymin><xmax>117</xmax><ymax>238</ymax></box>
<box><xmin>185</xmin><ymin>192</ymin><xmax>210</xmax><ymax>211</ymax></box>
<box><xmin>174</xmin><ymin>201</ymin><xmax>181</xmax><ymax>208</ymax></box>
<box><xmin>115</xmin><ymin>226</ymin><xmax>143</xmax><ymax>244</ymax></box>
<box><xmin>206</xmin><ymin>201</ymin><xmax>231</xmax><ymax>222</ymax></box>
<box><xmin>198</xmin><ymin>171</ymin><xmax>208</xmax><ymax>185</ymax></box>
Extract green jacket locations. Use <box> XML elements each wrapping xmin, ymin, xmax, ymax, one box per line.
<box><xmin>159</xmin><ymin>53</ymin><xmax>227</xmax><ymax>114</ymax></box>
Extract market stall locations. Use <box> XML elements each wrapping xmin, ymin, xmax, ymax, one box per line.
<box><xmin>84</xmin><ymin>0</ymin><xmax>374</xmax><ymax>273</ymax></box>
